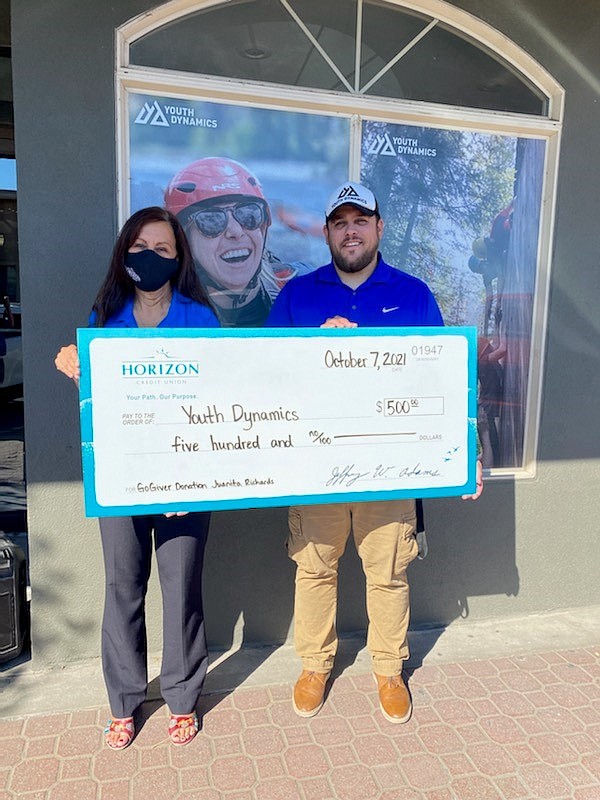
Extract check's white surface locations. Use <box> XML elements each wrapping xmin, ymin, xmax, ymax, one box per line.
<box><xmin>80</xmin><ymin>328</ymin><xmax>475</xmax><ymax>515</ymax></box>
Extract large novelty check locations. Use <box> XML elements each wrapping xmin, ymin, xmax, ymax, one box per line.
<box><xmin>78</xmin><ymin>327</ymin><xmax>477</xmax><ymax>517</ymax></box>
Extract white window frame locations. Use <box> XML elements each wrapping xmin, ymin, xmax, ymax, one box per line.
<box><xmin>115</xmin><ymin>0</ymin><xmax>564</xmax><ymax>481</ymax></box>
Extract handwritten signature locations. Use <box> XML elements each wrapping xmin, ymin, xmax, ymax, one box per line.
<box><xmin>326</xmin><ymin>463</ymin><xmax>441</xmax><ymax>488</ymax></box>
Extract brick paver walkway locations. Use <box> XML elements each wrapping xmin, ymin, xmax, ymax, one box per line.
<box><xmin>1</xmin><ymin>646</ymin><xmax>599</xmax><ymax>799</ymax></box>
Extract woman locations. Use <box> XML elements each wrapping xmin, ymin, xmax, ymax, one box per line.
<box><xmin>55</xmin><ymin>206</ymin><xmax>219</xmax><ymax>749</ymax></box>
<box><xmin>164</xmin><ymin>156</ymin><xmax>309</xmax><ymax>327</ymax></box>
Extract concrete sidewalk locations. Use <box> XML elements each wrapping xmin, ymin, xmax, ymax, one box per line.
<box><xmin>1</xmin><ymin>607</ymin><xmax>599</xmax><ymax>799</ymax></box>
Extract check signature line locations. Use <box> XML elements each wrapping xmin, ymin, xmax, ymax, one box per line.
<box><xmin>333</xmin><ymin>432</ymin><xmax>416</xmax><ymax>439</ymax></box>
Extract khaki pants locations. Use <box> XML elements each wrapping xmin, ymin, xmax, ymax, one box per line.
<box><xmin>287</xmin><ymin>500</ymin><xmax>418</xmax><ymax>676</ymax></box>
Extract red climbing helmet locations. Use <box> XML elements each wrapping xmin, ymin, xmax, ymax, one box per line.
<box><xmin>164</xmin><ymin>157</ymin><xmax>271</xmax><ymax>224</ymax></box>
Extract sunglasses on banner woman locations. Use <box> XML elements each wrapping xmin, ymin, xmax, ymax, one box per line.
<box><xmin>189</xmin><ymin>201</ymin><xmax>268</xmax><ymax>238</ymax></box>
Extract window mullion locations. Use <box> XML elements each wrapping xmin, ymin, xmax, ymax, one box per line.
<box><xmin>354</xmin><ymin>0</ymin><xmax>363</xmax><ymax>93</ymax></box>
<box><xmin>360</xmin><ymin>18</ymin><xmax>438</xmax><ymax>95</ymax></box>
<box><xmin>349</xmin><ymin>114</ymin><xmax>363</xmax><ymax>182</ymax></box>
<box><xmin>279</xmin><ymin>0</ymin><xmax>355</xmax><ymax>93</ymax></box>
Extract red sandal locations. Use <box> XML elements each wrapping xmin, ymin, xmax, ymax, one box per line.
<box><xmin>168</xmin><ymin>712</ymin><xmax>198</xmax><ymax>746</ymax></box>
<box><xmin>104</xmin><ymin>717</ymin><xmax>135</xmax><ymax>750</ymax></box>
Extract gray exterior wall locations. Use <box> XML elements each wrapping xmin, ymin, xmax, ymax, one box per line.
<box><xmin>10</xmin><ymin>0</ymin><xmax>600</xmax><ymax>668</ymax></box>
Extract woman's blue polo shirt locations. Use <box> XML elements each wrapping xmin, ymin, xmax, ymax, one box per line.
<box><xmin>88</xmin><ymin>289</ymin><xmax>220</xmax><ymax>328</ymax></box>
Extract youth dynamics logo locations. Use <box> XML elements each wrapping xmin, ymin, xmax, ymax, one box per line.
<box><xmin>133</xmin><ymin>100</ymin><xmax>218</xmax><ymax>129</ymax></box>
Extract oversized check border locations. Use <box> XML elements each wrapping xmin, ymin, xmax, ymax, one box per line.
<box><xmin>78</xmin><ymin>327</ymin><xmax>478</xmax><ymax>517</ymax></box>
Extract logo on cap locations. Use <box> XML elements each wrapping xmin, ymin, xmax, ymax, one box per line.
<box><xmin>325</xmin><ymin>182</ymin><xmax>378</xmax><ymax>219</ymax></box>
<box><xmin>337</xmin><ymin>185</ymin><xmax>361</xmax><ymax>201</ymax></box>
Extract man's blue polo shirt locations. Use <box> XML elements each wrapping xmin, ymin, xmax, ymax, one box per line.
<box><xmin>88</xmin><ymin>289</ymin><xmax>220</xmax><ymax>328</ymax></box>
<box><xmin>265</xmin><ymin>255</ymin><xmax>443</xmax><ymax>328</ymax></box>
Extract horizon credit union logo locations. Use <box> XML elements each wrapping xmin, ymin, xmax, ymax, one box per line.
<box><xmin>120</xmin><ymin>359</ymin><xmax>200</xmax><ymax>378</ymax></box>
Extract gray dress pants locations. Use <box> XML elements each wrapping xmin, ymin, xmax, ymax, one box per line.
<box><xmin>99</xmin><ymin>511</ymin><xmax>210</xmax><ymax>717</ymax></box>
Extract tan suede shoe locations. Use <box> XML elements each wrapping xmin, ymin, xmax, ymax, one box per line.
<box><xmin>292</xmin><ymin>670</ymin><xmax>331</xmax><ymax>717</ymax></box>
<box><xmin>374</xmin><ymin>673</ymin><xmax>412</xmax><ymax>723</ymax></box>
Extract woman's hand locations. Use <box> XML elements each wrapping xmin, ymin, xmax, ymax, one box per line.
<box><xmin>55</xmin><ymin>344</ymin><xmax>80</xmax><ymax>387</ymax></box>
<box><xmin>164</xmin><ymin>512</ymin><xmax>189</xmax><ymax>518</ymax></box>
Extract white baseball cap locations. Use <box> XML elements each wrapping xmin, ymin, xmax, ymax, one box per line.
<box><xmin>325</xmin><ymin>181</ymin><xmax>379</xmax><ymax>220</ymax></box>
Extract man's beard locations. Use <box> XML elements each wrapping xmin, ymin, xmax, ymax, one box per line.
<box><xmin>330</xmin><ymin>241</ymin><xmax>379</xmax><ymax>274</ymax></box>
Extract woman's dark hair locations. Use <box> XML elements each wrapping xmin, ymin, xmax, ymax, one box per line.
<box><xmin>92</xmin><ymin>206</ymin><xmax>213</xmax><ymax>327</ymax></box>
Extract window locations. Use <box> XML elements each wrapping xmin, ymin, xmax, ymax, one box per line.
<box><xmin>117</xmin><ymin>0</ymin><xmax>563</xmax><ymax>476</ymax></box>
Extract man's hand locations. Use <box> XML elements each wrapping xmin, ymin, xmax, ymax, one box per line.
<box><xmin>462</xmin><ymin>459</ymin><xmax>484</xmax><ymax>500</ymax></box>
<box><xmin>320</xmin><ymin>316</ymin><xmax>358</xmax><ymax>328</ymax></box>
<box><xmin>164</xmin><ymin>512</ymin><xmax>190</xmax><ymax>518</ymax></box>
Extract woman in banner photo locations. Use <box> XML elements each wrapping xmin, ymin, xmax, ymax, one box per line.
<box><xmin>164</xmin><ymin>156</ymin><xmax>302</xmax><ymax>327</ymax></box>
<box><xmin>54</xmin><ymin>206</ymin><xmax>219</xmax><ymax>750</ymax></box>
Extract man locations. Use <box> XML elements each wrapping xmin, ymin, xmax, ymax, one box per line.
<box><xmin>266</xmin><ymin>181</ymin><xmax>483</xmax><ymax>723</ymax></box>
<box><xmin>164</xmin><ymin>156</ymin><xmax>304</xmax><ymax>327</ymax></box>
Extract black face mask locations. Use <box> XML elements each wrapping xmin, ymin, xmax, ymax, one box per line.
<box><xmin>124</xmin><ymin>249</ymin><xmax>179</xmax><ymax>292</ymax></box>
